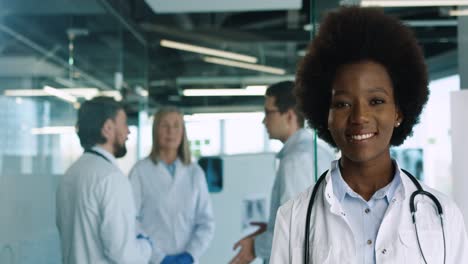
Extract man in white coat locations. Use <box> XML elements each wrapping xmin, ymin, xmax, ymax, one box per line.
<box><xmin>56</xmin><ymin>96</ymin><xmax>152</xmax><ymax>264</ymax></box>
<box><xmin>229</xmin><ymin>81</ymin><xmax>334</xmax><ymax>264</ymax></box>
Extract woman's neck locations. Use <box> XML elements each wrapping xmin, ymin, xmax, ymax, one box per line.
<box><xmin>159</xmin><ymin>149</ymin><xmax>178</xmax><ymax>164</ymax></box>
<box><xmin>339</xmin><ymin>155</ymin><xmax>394</xmax><ymax>201</ymax></box>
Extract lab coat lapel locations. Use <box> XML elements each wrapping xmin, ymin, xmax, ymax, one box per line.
<box><xmin>152</xmin><ymin>161</ymin><xmax>174</xmax><ymax>197</ymax></box>
<box><xmin>172</xmin><ymin>159</ymin><xmax>184</xmax><ymax>186</ymax></box>
<box><xmin>311</xmin><ymin>171</ymin><xmax>356</xmax><ymax>263</ymax></box>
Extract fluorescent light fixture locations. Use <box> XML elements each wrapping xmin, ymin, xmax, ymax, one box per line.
<box><xmin>449</xmin><ymin>8</ymin><xmax>468</xmax><ymax>16</ymax></box>
<box><xmin>43</xmin><ymin>85</ymin><xmax>78</xmax><ymax>103</ymax></box>
<box><xmin>184</xmin><ymin>112</ymin><xmax>264</xmax><ymax>121</ymax></box>
<box><xmin>303</xmin><ymin>23</ymin><xmax>319</xmax><ymax>32</ymax></box>
<box><xmin>183</xmin><ymin>85</ymin><xmax>267</xmax><ymax>97</ymax></box>
<box><xmin>140</xmin><ymin>90</ymin><xmax>149</xmax><ymax>97</ymax></box>
<box><xmin>4</xmin><ymin>89</ymin><xmax>47</xmax><ymax>96</ymax></box>
<box><xmin>135</xmin><ymin>86</ymin><xmax>149</xmax><ymax>97</ymax></box>
<box><xmin>160</xmin><ymin>39</ymin><xmax>257</xmax><ymax>63</ymax></box>
<box><xmin>360</xmin><ymin>0</ymin><xmax>468</xmax><ymax>7</ymax></box>
<box><xmin>100</xmin><ymin>90</ymin><xmax>123</xmax><ymax>101</ymax></box>
<box><xmin>4</xmin><ymin>88</ymin><xmax>98</xmax><ymax>98</ymax></box>
<box><xmin>203</xmin><ymin>57</ymin><xmax>286</xmax><ymax>75</ymax></box>
<box><xmin>31</xmin><ymin>126</ymin><xmax>76</xmax><ymax>135</ymax></box>
<box><xmin>245</xmin><ymin>85</ymin><xmax>268</xmax><ymax>92</ymax></box>
<box><xmin>65</xmin><ymin>88</ymin><xmax>99</xmax><ymax>99</ymax></box>
<box><xmin>4</xmin><ymin>87</ymin><xmax>121</xmax><ymax>101</ymax></box>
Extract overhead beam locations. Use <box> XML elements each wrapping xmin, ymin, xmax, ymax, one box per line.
<box><xmin>0</xmin><ymin>24</ymin><xmax>113</xmax><ymax>90</ymax></box>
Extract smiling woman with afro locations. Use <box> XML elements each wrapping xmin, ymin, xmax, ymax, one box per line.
<box><xmin>269</xmin><ymin>6</ymin><xmax>468</xmax><ymax>264</ymax></box>
<box><xmin>295</xmin><ymin>6</ymin><xmax>429</xmax><ymax>148</ymax></box>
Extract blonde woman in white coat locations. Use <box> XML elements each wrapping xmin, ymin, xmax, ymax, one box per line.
<box><xmin>129</xmin><ymin>107</ymin><xmax>215</xmax><ymax>264</ymax></box>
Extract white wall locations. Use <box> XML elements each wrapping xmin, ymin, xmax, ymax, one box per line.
<box><xmin>451</xmin><ymin>90</ymin><xmax>468</xmax><ymax>228</ymax></box>
<box><xmin>201</xmin><ymin>153</ymin><xmax>276</xmax><ymax>264</ymax></box>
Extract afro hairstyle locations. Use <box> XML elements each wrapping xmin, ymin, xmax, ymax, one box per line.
<box><xmin>295</xmin><ymin>6</ymin><xmax>429</xmax><ymax>148</ymax></box>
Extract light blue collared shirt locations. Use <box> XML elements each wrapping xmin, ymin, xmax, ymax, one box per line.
<box><xmin>331</xmin><ymin>160</ymin><xmax>401</xmax><ymax>264</ymax></box>
<box><xmin>162</xmin><ymin>160</ymin><xmax>176</xmax><ymax>177</ymax></box>
<box><xmin>254</xmin><ymin>129</ymin><xmax>335</xmax><ymax>261</ymax></box>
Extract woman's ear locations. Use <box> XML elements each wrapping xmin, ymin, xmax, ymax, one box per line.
<box><xmin>395</xmin><ymin>109</ymin><xmax>404</xmax><ymax>128</ymax></box>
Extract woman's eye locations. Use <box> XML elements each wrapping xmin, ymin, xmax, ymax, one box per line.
<box><xmin>332</xmin><ymin>102</ymin><xmax>350</xmax><ymax>108</ymax></box>
<box><xmin>371</xmin><ymin>99</ymin><xmax>385</xmax><ymax>105</ymax></box>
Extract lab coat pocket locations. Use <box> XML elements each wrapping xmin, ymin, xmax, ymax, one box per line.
<box><xmin>399</xmin><ymin>229</ymin><xmax>443</xmax><ymax>264</ymax></box>
<box><xmin>291</xmin><ymin>246</ymin><xmax>332</xmax><ymax>264</ymax></box>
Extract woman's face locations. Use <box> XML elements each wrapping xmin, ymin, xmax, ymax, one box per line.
<box><xmin>157</xmin><ymin>112</ymin><xmax>184</xmax><ymax>152</ymax></box>
<box><xmin>328</xmin><ymin>60</ymin><xmax>402</xmax><ymax>164</ymax></box>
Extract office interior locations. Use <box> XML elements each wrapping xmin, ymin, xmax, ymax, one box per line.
<box><xmin>1</xmin><ymin>0</ymin><xmax>468</xmax><ymax>263</ymax></box>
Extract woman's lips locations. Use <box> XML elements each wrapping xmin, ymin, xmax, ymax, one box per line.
<box><xmin>348</xmin><ymin>132</ymin><xmax>376</xmax><ymax>141</ymax></box>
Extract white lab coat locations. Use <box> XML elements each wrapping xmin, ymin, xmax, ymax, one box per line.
<box><xmin>254</xmin><ymin>129</ymin><xmax>335</xmax><ymax>261</ymax></box>
<box><xmin>129</xmin><ymin>157</ymin><xmax>215</xmax><ymax>264</ymax></box>
<box><xmin>270</xmin><ymin>167</ymin><xmax>468</xmax><ymax>264</ymax></box>
<box><xmin>56</xmin><ymin>146</ymin><xmax>152</xmax><ymax>264</ymax></box>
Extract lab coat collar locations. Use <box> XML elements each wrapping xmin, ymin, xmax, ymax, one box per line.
<box><xmin>324</xmin><ymin>160</ymin><xmax>407</xmax><ymax>214</ymax></box>
<box><xmin>91</xmin><ymin>145</ymin><xmax>118</xmax><ymax>166</ymax></box>
<box><xmin>330</xmin><ymin>160</ymin><xmax>402</xmax><ymax>204</ymax></box>
<box><xmin>277</xmin><ymin>128</ymin><xmax>311</xmax><ymax>159</ymax></box>
<box><xmin>155</xmin><ymin>157</ymin><xmax>183</xmax><ymax>178</ymax></box>
<box><xmin>158</xmin><ymin>157</ymin><xmax>182</xmax><ymax>168</ymax></box>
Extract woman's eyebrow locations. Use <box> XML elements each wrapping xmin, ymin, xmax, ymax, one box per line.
<box><xmin>367</xmin><ymin>87</ymin><xmax>390</xmax><ymax>95</ymax></box>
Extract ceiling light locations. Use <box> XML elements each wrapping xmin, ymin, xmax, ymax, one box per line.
<box><xmin>160</xmin><ymin>39</ymin><xmax>257</xmax><ymax>63</ymax></box>
<box><xmin>183</xmin><ymin>87</ymin><xmax>266</xmax><ymax>97</ymax></box>
<box><xmin>184</xmin><ymin>112</ymin><xmax>264</xmax><ymax>121</ymax></box>
<box><xmin>449</xmin><ymin>8</ymin><xmax>468</xmax><ymax>15</ymax></box>
<box><xmin>245</xmin><ymin>85</ymin><xmax>268</xmax><ymax>92</ymax></box>
<box><xmin>100</xmin><ymin>90</ymin><xmax>122</xmax><ymax>101</ymax></box>
<box><xmin>4</xmin><ymin>88</ymin><xmax>120</xmax><ymax>101</ymax></box>
<box><xmin>4</xmin><ymin>88</ymin><xmax>98</xmax><ymax>98</ymax></box>
<box><xmin>4</xmin><ymin>89</ymin><xmax>47</xmax><ymax>96</ymax></box>
<box><xmin>360</xmin><ymin>0</ymin><xmax>468</xmax><ymax>7</ymax></box>
<box><xmin>43</xmin><ymin>85</ymin><xmax>78</xmax><ymax>103</ymax></box>
<box><xmin>203</xmin><ymin>57</ymin><xmax>286</xmax><ymax>75</ymax></box>
<box><xmin>31</xmin><ymin>126</ymin><xmax>76</xmax><ymax>135</ymax></box>
<box><xmin>64</xmin><ymin>88</ymin><xmax>99</xmax><ymax>99</ymax></box>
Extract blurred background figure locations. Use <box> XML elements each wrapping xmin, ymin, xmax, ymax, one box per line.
<box><xmin>129</xmin><ymin>106</ymin><xmax>215</xmax><ymax>264</ymax></box>
<box><xmin>56</xmin><ymin>97</ymin><xmax>152</xmax><ymax>264</ymax></box>
<box><xmin>229</xmin><ymin>81</ymin><xmax>334</xmax><ymax>264</ymax></box>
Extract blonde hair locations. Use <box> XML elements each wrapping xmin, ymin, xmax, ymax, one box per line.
<box><xmin>149</xmin><ymin>106</ymin><xmax>192</xmax><ymax>165</ymax></box>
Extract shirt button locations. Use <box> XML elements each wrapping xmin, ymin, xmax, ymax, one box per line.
<box><xmin>367</xmin><ymin>239</ymin><xmax>372</xmax><ymax>245</ymax></box>
<box><xmin>381</xmin><ymin>249</ymin><xmax>387</xmax><ymax>254</ymax></box>
<box><xmin>365</xmin><ymin>208</ymin><xmax>370</xmax><ymax>214</ymax></box>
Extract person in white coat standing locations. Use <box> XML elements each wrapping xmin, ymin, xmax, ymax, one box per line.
<box><xmin>129</xmin><ymin>106</ymin><xmax>215</xmax><ymax>264</ymax></box>
<box><xmin>229</xmin><ymin>81</ymin><xmax>334</xmax><ymax>264</ymax></box>
<box><xmin>56</xmin><ymin>96</ymin><xmax>152</xmax><ymax>264</ymax></box>
<box><xmin>270</xmin><ymin>6</ymin><xmax>468</xmax><ymax>264</ymax></box>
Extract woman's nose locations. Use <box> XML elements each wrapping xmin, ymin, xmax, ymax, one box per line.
<box><xmin>350</xmin><ymin>102</ymin><xmax>370</xmax><ymax>124</ymax></box>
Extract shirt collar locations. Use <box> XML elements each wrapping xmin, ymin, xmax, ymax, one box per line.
<box><xmin>331</xmin><ymin>159</ymin><xmax>402</xmax><ymax>203</ymax></box>
<box><xmin>158</xmin><ymin>157</ymin><xmax>180</xmax><ymax>166</ymax></box>
<box><xmin>91</xmin><ymin>145</ymin><xmax>118</xmax><ymax>165</ymax></box>
<box><xmin>277</xmin><ymin>128</ymin><xmax>309</xmax><ymax>159</ymax></box>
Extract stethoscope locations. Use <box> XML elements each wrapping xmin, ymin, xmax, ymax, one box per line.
<box><xmin>85</xmin><ymin>149</ymin><xmax>111</xmax><ymax>163</ymax></box>
<box><xmin>304</xmin><ymin>168</ymin><xmax>446</xmax><ymax>264</ymax></box>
